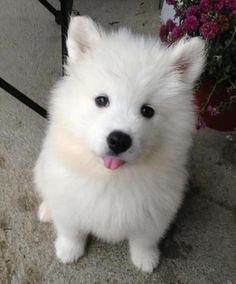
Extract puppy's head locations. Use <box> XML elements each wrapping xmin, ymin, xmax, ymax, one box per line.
<box><xmin>51</xmin><ymin>16</ymin><xmax>206</xmax><ymax>170</ymax></box>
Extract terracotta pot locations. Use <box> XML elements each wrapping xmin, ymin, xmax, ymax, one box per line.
<box><xmin>194</xmin><ymin>81</ymin><xmax>236</xmax><ymax>131</ymax></box>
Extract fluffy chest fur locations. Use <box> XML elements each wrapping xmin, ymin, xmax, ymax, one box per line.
<box><xmin>38</xmin><ymin>129</ymin><xmax>184</xmax><ymax>242</ymax></box>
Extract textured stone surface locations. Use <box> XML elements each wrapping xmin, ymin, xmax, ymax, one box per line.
<box><xmin>1</xmin><ymin>0</ymin><xmax>236</xmax><ymax>283</ymax></box>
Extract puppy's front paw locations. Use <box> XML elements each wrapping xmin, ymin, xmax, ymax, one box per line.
<box><xmin>38</xmin><ymin>202</ymin><xmax>51</xmax><ymax>223</ymax></box>
<box><xmin>130</xmin><ymin>246</ymin><xmax>160</xmax><ymax>273</ymax></box>
<box><xmin>55</xmin><ymin>237</ymin><xmax>84</xmax><ymax>264</ymax></box>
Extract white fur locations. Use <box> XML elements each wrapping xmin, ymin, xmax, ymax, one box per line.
<box><xmin>38</xmin><ymin>201</ymin><xmax>51</xmax><ymax>222</ymax></box>
<box><xmin>34</xmin><ymin>16</ymin><xmax>205</xmax><ymax>272</ymax></box>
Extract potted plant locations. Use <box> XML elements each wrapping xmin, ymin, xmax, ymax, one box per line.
<box><xmin>160</xmin><ymin>0</ymin><xmax>236</xmax><ymax>131</ymax></box>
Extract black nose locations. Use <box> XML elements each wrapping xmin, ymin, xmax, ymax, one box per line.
<box><xmin>107</xmin><ymin>131</ymin><xmax>132</xmax><ymax>154</ymax></box>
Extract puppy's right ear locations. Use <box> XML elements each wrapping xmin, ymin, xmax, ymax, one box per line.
<box><xmin>67</xmin><ymin>16</ymin><xmax>104</xmax><ymax>63</ymax></box>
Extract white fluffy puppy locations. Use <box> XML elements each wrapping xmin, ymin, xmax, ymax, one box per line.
<box><xmin>34</xmin><ymin>16</ymin><xmax>205</xmax><ymax>272</ymax></box>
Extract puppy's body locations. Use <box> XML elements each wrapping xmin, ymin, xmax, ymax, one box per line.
<box><xmin>36</xmin><ymin>128</ymin><xmax>185</xmax><ymax>242</ymax></box>
<box><xmin>34</xmin><ymin>16</ymin><xmax>205</xmax><ymax>272</ymax></box>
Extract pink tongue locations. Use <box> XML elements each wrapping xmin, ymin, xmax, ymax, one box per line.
<box><xmin>103</xmin><ymin>156</ymin><xmax>125</xmax><ymax>170</ymax></box>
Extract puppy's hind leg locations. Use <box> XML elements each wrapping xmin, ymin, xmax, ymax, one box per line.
<box><xmin>38</xmin><ymin>201</ymin><xmax>52</xmax><ymax>223</ymax></box>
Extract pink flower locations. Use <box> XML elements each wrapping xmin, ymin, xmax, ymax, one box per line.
<box><xmin>171</xmin><ymin>26</ymin><xmax>183</xmax><ymax>41</ymax></box>
<box><xmin>207</xmin><ymin>105</ymin><xmax>219</xmax><ymax>116</ymax></box>
<box><xmin>183</xmin><ymin>16</ymin><xmax>199</xmax><ymax>32</ymax></box>
<box><xmin>166</xmin><ymin>0</ymin><xmax>175</xmax><ymax>5</ymax></box>
<box><xmin>200</xmin><ymin>14</ymin><xmax>208</xmax><ymax>23</ymax></box>
<box><xmin>214</xmin><ymin>0</ymin><xmax>225</xmax><ymax>10</ymax></box>
<box><xmin>166</xmin><ymin>19</ymin><xmax>175</xmax><ymax>31</ymax></box>
<box><xmin>186</xmin><ymin>5</ymin><xmax>199</xmax><ymax>16</ymax></box>
<box><xmin>228</xmin><ymin>0</ymin><xmax>236</xmax><ymax>11</ymax></box>
<box><xmin>200</xmin><ymin>21</ymin><xmax>219</xmax><ymax>39</ymax></box>
<box><xmin>200</xmin><ymin>0</ymin><xmax>214</xmax><ymax>13</ymax></box>
<box><xmin>159</xmin><ymin>25</ymin><xmax>169</xmax><ymax>42</ymax></box>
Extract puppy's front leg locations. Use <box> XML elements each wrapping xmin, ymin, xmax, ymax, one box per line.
<box><xmin>54</xmin><ymin>220</ymin><xmax>87</xmax><ymax>264</ymax></box>
<box><xmin>129</xmin><ymin>234</ymin><xmax>160</xmax><ymax>273</ymax></box>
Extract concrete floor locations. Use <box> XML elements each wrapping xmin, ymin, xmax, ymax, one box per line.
<box><xmin>0</xmin><ymin>0</ymin><xmax>236</xmax><ymax>283</ymax></box>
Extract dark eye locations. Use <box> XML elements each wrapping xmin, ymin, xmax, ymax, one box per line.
<box><xmin>140</xmin><ymin>104</ymin><xmax>155</xmax><ymax>118</ymax></box>
<box><xmin>95</xmin><ymin>95</ymin><xmax>109</xmax><ymax>107</ymax></box>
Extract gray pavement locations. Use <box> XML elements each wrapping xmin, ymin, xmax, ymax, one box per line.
<box><xmin>1</xmin><ymin>0</ymin><xmax>236</xmax><ymax>283</ymax></box>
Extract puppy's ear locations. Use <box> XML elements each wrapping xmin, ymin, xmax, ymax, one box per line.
<box><xmin>67</xmin><ymin>16</ymin><xmax>104</xmax><ymax>63</ymax></box>
<box><xmin>169</xmin><ymin>37</ymin><xmax>206</xmax><ymax>84</ymax></box>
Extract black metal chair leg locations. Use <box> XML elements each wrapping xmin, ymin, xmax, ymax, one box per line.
<box><xmin>0</xmin><ymin>78</ymin><xmax>48</xmax><ymax>118</ymax></box>
<box><xmin>1</xmin><ymin>0</ymin><xmax>75</xmax><ymax>118</ymax></box>
<box><xmin>60</xmin><ymin>0</ymin><xmax>73</xmax><ymax>68</ymax></box>
<box><xmin>38</xmin><ymin>0</ymin><xmax>61</xmax><ymax>24</ymax></box>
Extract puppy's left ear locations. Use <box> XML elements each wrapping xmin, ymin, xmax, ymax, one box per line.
<box><xmin>67</xmin><ymin>16</ymin><xmax>104</xmax><ymax>64</ymax></box>
<box><xmin>169</xmin><ymin>37</ymin><xmax>206</xmax><ymax>84</ymax></box>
